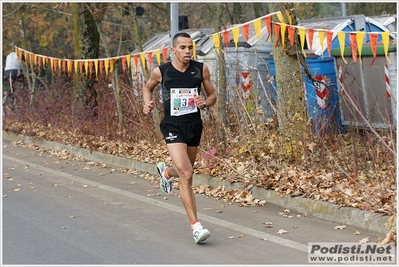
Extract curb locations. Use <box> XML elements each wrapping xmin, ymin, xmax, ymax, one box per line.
<box><xmin>3</xmin><ymin>131</ymin><xmax>392</xmax><ymax>234</ymax></box>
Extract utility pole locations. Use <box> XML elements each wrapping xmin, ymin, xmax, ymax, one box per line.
<box><xmin>170</xmin><ymin>2</ymin><xmax>179</xmax><ymax>59</ymax></box>
<box><xmin>341</xmin><ymin>3</ymin><xmax>347</xmax><ymax>17</ymax></box>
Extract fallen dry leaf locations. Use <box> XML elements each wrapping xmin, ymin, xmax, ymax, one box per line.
<box><xmin>334</xmin><ymin>225</ymin><xmax>347</xmax><ymax>230</ymax></box>
<box><xmin>278</xmin><ymin>229</ymin><xmax>288</xmax><ymax>234</ymax></box>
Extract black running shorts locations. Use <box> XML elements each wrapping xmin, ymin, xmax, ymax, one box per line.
<box><xmin>160</xmin><ymin>119</ymin><xmax>203</xmax><ymax>146</ymax></box>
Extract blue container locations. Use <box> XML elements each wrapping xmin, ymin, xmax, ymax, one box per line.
<box><xmin>267</xmin><ymin>56</ymin><xmax>342</xmax><ymax>134</ymax></box>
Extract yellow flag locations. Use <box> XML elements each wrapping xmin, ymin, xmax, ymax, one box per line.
<box><xmin>126</xmin><ymin>54</ymin><xmax>131</xmax><ymax>69</ymax></box>
<box><xmin>155</xmin><ymin>49</ymin><xmax>161</xmax><ymax>65</ymax></box>
<box><xmin>50</xmin><ymin>58</ymin><xmax>54</xmax><ymax>73</ymax></box>
<box><xmin>253</xmin><ymin>19</ymin><xmax>262</xmax><ymax>40</ymax></box>
<box><xmin>212</xmin><ymin>33</ymin><xmax>221</xmax><ymax>56</ymax></box>
<box><xmin>140</xmin><ymin>53</ymin><xmax>146</xmax><ymax>71</ymax></box>
<box><xmin>74</xmin><ymin>60</ymin><xmax>78</xmax><ymax>75</ymax></box>
<box><xmin>318</xmin><ymin>30</ymin><xmax>325</xmax><ymax>59</ymax></box>
<box><xmin>298</xmin><ymin>27</ymin><xmax>307</xmax><ymax>58</ymax></box>
<box><xmin>42</xmin><ymin>56</ymin><xmax>46</xmax><ymax>70</ymax></box>
<box><xmin>337</xmin><ymin>32</ymin><xmax>348</xmax><ymax>64</ymax></box>
<box><xmin>285</xmin><ymin>10</ymin><xmax>292</xmax><ymax>25</ymax></box>
<box><xmin>381</xmin><ymin>32</ymin><xmax>392</xmax><ymax>64</ymax></box>
<box><xmin>232</xmin><ymin>27</ymin><xmax>240</xmax><ymax>50</ymax></box>
<box><xmin>356</xmin><ymin>32</ymin><xmax>365</xmax><ymax>65</ymax></box>
<box><xmin>84</xmin><ymin>60</ymin><xmax>89</xmax><ymax>77</ymax></box>
<box><xmin>104</xmin><ymin>59</ymin><xmax>109</xmax><ymax>76</ymax></box>
<box><xmin>280</xmin><ymin>23</ymin><xmax>286</xmax><ymax>51</ymax></box>
<box><xmin>276</xmin><ymin>11</ymin><xmax>285</xmax><ymax>24</ymax></box>
<box><xmin>58</xmin><ymin>58</ymin><xmax>61</xmax><ymax>75</ymax></box>
<box><xmin>94</xmin><ymin>60</ymin><xmax>98</xmax><ymax>79</ymax></box>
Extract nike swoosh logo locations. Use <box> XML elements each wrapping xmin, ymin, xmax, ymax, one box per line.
<box><xmin>191</xmin><ymin>72</ymin><xmax>195</xmax><ymax>74</ymax></box>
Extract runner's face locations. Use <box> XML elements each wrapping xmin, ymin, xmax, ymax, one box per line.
<box><xmin>172</xmin><ymin>37</ymin><xmax>193</xmax><ymax>64</ymax></box>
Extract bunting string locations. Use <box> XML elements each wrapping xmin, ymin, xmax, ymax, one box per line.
<box><xmin>14</xmin><ymin>11</ymin><xmax>395</xmax><ymax>81</ymax></box>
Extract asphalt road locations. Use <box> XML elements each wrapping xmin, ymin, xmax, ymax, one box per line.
<box><xmin>2</xmin><ymin>138</ymin><xmax>389</xmax><ymax>265</ymax></box>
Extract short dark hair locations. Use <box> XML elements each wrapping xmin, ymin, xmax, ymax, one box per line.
<box><xmin>172</xmin><ymin>32</ymin><xmax>192</xmax><ymax>47</ymax></box>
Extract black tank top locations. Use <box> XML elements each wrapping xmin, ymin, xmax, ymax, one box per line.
<box><xmin>159</xmin><ymin>60</ymin><xmax>203</xmax><ymax>123</ymax></box>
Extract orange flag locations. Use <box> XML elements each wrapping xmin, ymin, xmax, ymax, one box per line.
<box><xmin>89</xmin><ymin>61</ymin><xmax>93</xmax><ymax>79</ymax></box>
<box><xmin>62</xmin><ymin>60</ymin><xmax>66</xmax><ymax>76</ymax></box>
<box><xmin>274</xmin><ymin>23</ymin><xmax>281</xmax><ymax>47</ymax></box>
<box><xmin>307</xmin><ymin>28</ymin><xmax>314</xmax><ymax>56</ymax></box>
<box><xmin>134</xmin><ymin>54</ymin><xmax>139</xmax><ymax>72</ymax></box>
<box><xmin>79</xmin><ymin>61</ymin><xmax>84</xmax><ymax>79</ymax></box>
<box><xmin>38</xmin><ymin>55</ymin><xmax>42</xmax><ymax>71</ymax></box>
<box><xmin>68</xmin><ymin>60</ymin><xmax>73</xmax><ymax>77</ymax></box>
<box><xmin>265</xmin><ymin>16</ymin><xmax>272</xmax><ymax>42</ymax></box>
<box><xmin>121</xmin><ymin>56</ymin><xmax>127</xmax><ymax>76</ymax></box>
<box><xmin>223</xmin><ymin>30</ymin><xmax>230</xmax><ymax>48</ymax></box>
<box><xmin>369</xmin><ymin>33</ymin><xmax>378</xmax><ymax>66</ymax></box>
<box><xmin>350</xmin><ymin>32</ymin><xmax>357</xmax><ymax>63</ymax></box>
<box><xmin>147</xmin><ymin>51</ymin><xmax>153</xmax><ymax>70</ymax></box>
<box><xmin>326</xmin><ymin>31</ymin><xmax>333</xmax><ymax>59</ymax></box>
<box><xmin>162</xmin><ymin>47</ymin><xmax>168</xmax><ymax>63</ymax></box>
<box><xmin>288</xmin><ymin>25</ymin><xmax>295</xmax><ymax>47</ymax></box>
<box><xmin>242</xmin><ymin>23</ymin><xmax>250</xmax><ymax>41</ymax></box>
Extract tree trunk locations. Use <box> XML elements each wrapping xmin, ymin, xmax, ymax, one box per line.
<box><xmin>215</xmin><ymin>3</ymin><xmax>227</xmax><ymax>151</ymax></box>
<box><xmin>72</xmin><ymin>3</ymin><xmax>102</xmax><ymax>118</ymax></box>
<box><xmin>268</xmin><ymin>3</ymin><xmax>308</xmax><ymax>159</ymax></box>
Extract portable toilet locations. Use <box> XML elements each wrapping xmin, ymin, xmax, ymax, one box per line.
<box><xmin>220</xmin><ymin>22</ymin><xmax>275</xmax><ymax>120</ymax></box>
<box><xmin>267</xmin><ymin>14</ymin><xmax>397</xmax><ymax>133</ymax></box>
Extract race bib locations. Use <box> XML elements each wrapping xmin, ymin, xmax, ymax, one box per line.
<box><xmin>170</xmin><ymin>88</ymin><xmax>198</xmax><ymax>116</ymax></box>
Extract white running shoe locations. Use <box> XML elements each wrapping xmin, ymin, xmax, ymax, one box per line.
<box><xmin>192</xmin><ymin>222</ymin><xmax>211</xmax><ymax>244</ymax></box>
<box><xmin>157</xmin><ymin>162</ymin><xmax>172</xmax><ymax>194</ymax></box>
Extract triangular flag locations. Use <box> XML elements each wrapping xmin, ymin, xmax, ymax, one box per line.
<box><xmin>381</xmin><ymin>32</ymin><xmax>392</xmax><ymax>64</ymax></box>
<box><xmin>288</xmin><ymin>25</ymin><xmax>295</xmax><ymax>47</ymax></box>
<box><xmin>140</xmin><ymin>53</ymin><xmax>146</xmax><ymax>71</ymax></box>
<box><xmin>265</xmin><ymin>16</ymin><xmax>272</xmax><ymax>42</ymax></box>
<box><xmin>94</xmin><ymin>60</ymin><xmax>98</xmax><ymax>79</ymax></box>
<box><xmin>58</xmin><ymin>59</ymin><xmax>62</xmax><ymax>75</ymax></box>
<box><xmin>326</xmin><ymin>31</ymin><xmax>333</xmax><ymax>59</ymax></box>
<box><xmin>232</xmin><ymin>27</ymin><xmax>240</xmax><ymax>50</ymax></box>
<box><xmin>147</xmin><ymin>51</ymin><xmax>153</xmax><ymax>70</ymax></box>
<box><xmin>162</xmin><ymin>47</ymin><xmax>168</xmax><ymax>63</ymax></box>
<box><xmin>337</xmin><ymin>32</ymin><xmax>348</xmax><ymax>64</ymax></box>
<box><xmin>37</xmin><ymin>55</ymin><xmax>42</xmax><ymax>71</ymax></box>
<box><xmin>68</xmin><ymin>60</ymin><xmax>73</xmax><ymax>77</ymax></box>
<box><xmin>62</xmin><ymin>60</ymin><xmax>66</xmax><ymax>76</ymax></box>
<box><xmin>356</xmin><ymin>32</ymin><xmax>365</xmax><ymax>65</ymax></box>
<box><xmin>276</xmin><ymin>11</ymin><xmax>285</xmax><ymax>23</ymax></box>
<box><xmin>253</xmin><ymin>18</ymin><xmax>262</xmax><ymax>40</ymax></box>
<box><xmin>89</xmin><ymin>61</ymin><xmax>93</xmax><ymax>79</ymax></box>
<box><xmin>242</xmin><ymin>24</ymin><xmax>250</xmax><ymax>41</ymax></box>
<box><xmin>104</xmin><ymin>59</ymin><xmax>109</xmax><ymax>76</ymax></box>
<box><xmin>121</xmin><ymin>56</ymin><xmax>127</xmax><ymax>76</ymax></box>
<box><xmin>307</xmin><ymin>28</ymin><xmax>314</xmax><ymax>56</ymax></box>
<box><xmin>318</xmin><ymin>30</ymin><xmax>325</xmax><ymax>59</ymax></box>
<box><xmin>79</xmin><ymin>61</ymin><xmax>84</xmax><ymax>79</ymax></box>
<box><xmin>285</xmin><ymin>10</ymin><xmax>292</xmax><ymax>25</ymax></box>
<box><xmin>155</xmin><ymin>49</ymin><xmax>161</xmax><ymax>65</ymax></box>
<box><xmin>369</xmin><ymin>33</ymin><xmax>378</xmax><ymax>66</ymax></box>
<box><xmin>99</xmin><ymin>60</ymin><xmax>104</xmax><ymax>80</ymax></box>
<box><xmin>212</xmin><ymin>33</ymin><xmax>221</xmax><ymax>56</ymax></box>
<box><xmin>110</xmin><ymin>58</ymin><xmax>117</xmax><ymax>73</ymax></box>
<box><xmin>42</xmin><ymin>56</ymin><xmax>46</xmax><ymax>70</ymax></box>
<box><xmin>134</xmin><ymin>54</ymin><xmax>139</xmax><ymax>72</ymax></box>
<box><xmin>84</xmin><ymin>60</ymin><xmax>89</xmax><ymax>78</ymax></box>
<box><xmin>349</xmin><ymin>32</ymin><xmax>357</xmax><ymax>63</ymax></box>
<box><xmin>298</xmin><ymin>27</ymin><xmax>307</xmax><ymax>57</ymax></box>
<box><xmin>280</xmin><ymin>23</ymin><xmax>287</xmax><ymax>51</ymax></box>
<box><xmin>223</xmin><ymin>30</ymin><xmax>230</xmax><ymax>48</ymax></box>
<box><xmin>126</xmin><ymin>53</ymin><xmax>131</xmax><ymax>70</ymax></box>
<box><xmin>274</xmin><ymin>23</ymin><xmax>281</xmax><ymax>48</ymax></box>
<box><xmin>74</xmin><ymin>60</ymin><xmax>78</xmax><ymax>76</ymax></box>
<box><xmin>50</xmin><ymin>58</ymin><xmax>55</xmax><ymax>74</ymax></box>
